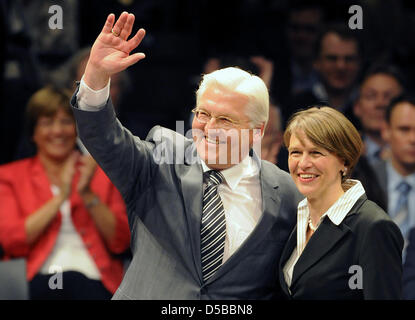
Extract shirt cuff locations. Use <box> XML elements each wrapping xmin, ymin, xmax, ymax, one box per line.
<box><xmin>77</xmin><ymin>75</ymin><xmax>110</xmax><ymax>111</ymax></box>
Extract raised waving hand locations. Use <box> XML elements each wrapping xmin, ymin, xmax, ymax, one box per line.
<box><xmin>84</xmin><ymin>12</ymin><xmax>146</xmax><ymax>90</ymax></box>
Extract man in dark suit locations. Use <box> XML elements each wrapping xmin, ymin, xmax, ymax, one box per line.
<box><xmin>373</xmin><ymin>94</ymin><xmax>415</xmax><ymax>254</ymax></box>
<box><xmin>373</xmin><ymin>94</ymin><xmax>415</xmax><ymax>299</ymax></box>
<box><xmin>350</xmin><ymin>65</ymin><xmax>405</xmax><ymax>212</ymax></box>
<box><xmin>71</xmin><ymin>12</ymin><xmax>302</xmax><ymax>299</ymax></box>
<box><xmin>353</xmin><ymin>64</ymin><xmax>405</xmax><ymax>166</ymax></box>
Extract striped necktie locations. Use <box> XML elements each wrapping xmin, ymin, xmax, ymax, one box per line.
<box><xmin>393</xmin><ymin>181</ymin><xmax>412</xmax><ymax>240</ymax></box>
<box><xmin>201</xmin><ymin>170</ymin><xmax>226</xmax><ymax>282</ymax></box>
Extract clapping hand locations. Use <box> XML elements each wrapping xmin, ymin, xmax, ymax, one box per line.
<box><xmin>76</xmin><ymin>155</ymin><xmax>98</xmax><ymax>196</ymax></box>
<box><xmin>59</xmin><ymin>151</ymin><xmax>80</xmax><ymax>199</ymax></box>
<box><xmin>84</xmin><ymin>12</ymin><xmax>146</xmax><ymax>90</ymax></box>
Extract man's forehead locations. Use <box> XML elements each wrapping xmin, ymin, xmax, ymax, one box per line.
<box><xmin>200</xmin><ymin>86</ymin><xmax>246</xmax><ymax>100</ymax></box>
<box><xmin>321</xmin><ymin>33</ymin><xmax>358</xmax><ymax>53</ymax></box>
<box><xmin>290</xmin><ymin>8</ymin><xmax>322</xmax><ymax>22</ymax></box>
<box><xmin>361</xmin><ymin>74</ymin><xmax>401</xmax><ymax>90</ymax></box>
<box><xmin>198</xmin><ymin>87</ymin><xmax>249</xmax><ymax>112</ymax></box>
<box><xmin>391</xmin><ymin>103</ymin><xmax>415</xmax><ymax>121</ymax></box>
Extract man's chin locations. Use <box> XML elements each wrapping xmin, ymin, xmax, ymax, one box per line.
<box><xmin>329</xmin><ymin>82</ymin><xmax>351</xmax><ymax>92</ymax></box>
<box><xmin>196</xmin><ymin>147</ymin><xmax>228</xmax><ymax>169</ymax></box>
<box><xmin>195</xmin><ymin>138</ymin><xmax>250</xmax><ymax>169</ymax></box>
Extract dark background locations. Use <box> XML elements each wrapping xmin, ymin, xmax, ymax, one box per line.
<box><xmin>1</xmin><ymin>0</ymin><xmax>415</xmax><ymax>165</ymax></box>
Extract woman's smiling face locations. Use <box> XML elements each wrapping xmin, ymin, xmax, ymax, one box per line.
<box><xmin>33</xmin><ymin>108</ymin><xmax>77</xmax><ymax>161</ymax></box>
<box><xmin>288</xmin><ymin>130</ymin><xmax>345</xmax><ymax>202</ymax></box>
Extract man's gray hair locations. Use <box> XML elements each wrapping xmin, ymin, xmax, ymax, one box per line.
<box><xmin>196</xmin><ymin>67</ymin><xmax>269</xmax><ymax>130</ymax></box>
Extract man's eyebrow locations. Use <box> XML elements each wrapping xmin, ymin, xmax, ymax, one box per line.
<box><xmin>197</xmin><ymin>106</ymin><xmax>237</xmax><ymax>119</ymax></box>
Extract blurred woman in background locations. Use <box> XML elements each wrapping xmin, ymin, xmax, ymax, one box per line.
<box><xmin>0</xmin><ymin>86</ymin><xmax>130</xmax><ymax>299</ymax></box>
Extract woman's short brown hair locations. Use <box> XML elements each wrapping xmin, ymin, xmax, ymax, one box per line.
<box><xmin>283</xmin><ymin>106</ymin><xmax>363</xmax><ymax>184</ymax></box>
<box><xmin>26</xmin><ymin>86</ymin><xmax>73</xmax><ymax>137</ymax></box>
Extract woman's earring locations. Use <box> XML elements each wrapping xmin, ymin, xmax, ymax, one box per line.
<box><xmin>342</xmin><ymin>168</ymin><xmax>347</xmax><ymax>177</ymax></box>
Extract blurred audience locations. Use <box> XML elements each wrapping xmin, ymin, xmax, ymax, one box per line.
<box><xmin>16</xmin><ymin>0</ymin><xmax>79</xmax><ymax>78</ymax></box>
<box><xmin>351</xmin><ymin>155</ymin><xmax>388</xmax><ymax>211</ymax></box>
<box><xmin>373</xmin><ymin>94</ymin><xmax>415</xmax><ymax>259</ymax></box>
<box><xmin>290</xmin><ymin>23</ymin><xmax>362</xmax><ymax>121</ymax></box>
<box><xmin>1</xmin><ymin>0</ymin><xmax>42</xmax><ymax>165</ymax></box>
<box><xmin>0</xmin><ymin>86</ymin><xmax>130</xmax><ymax>299</ymax></box>
<box><xmin>285</xmin><ymin>1</ymin><xmax>324</xmax><ymax>96</ymax></box>
<box><xmin>261</xmin><ymin>103</ymin><xmax>283</xmax><ymax>165</ymax></box>
<box><xmin>47</xmin><ymin>47</ymin><xmax>156</xmax><ymax>140</ymax></box>
<box><xmin>48</xmin><ymin>47</ymin><xmax>131</xmax><ymax>111</ymax></box>
<box><xmin>353</xmin><ymin>64</ymin><xmax>405</xmax><ymax>166</ymax></box>
<box><xmin>203</xmin><ymin>54</ymin><xmax>273</xmax><ymax>89</ymax></box>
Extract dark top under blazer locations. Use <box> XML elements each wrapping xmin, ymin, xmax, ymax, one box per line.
<box><xmin>71</xmin><ymin>92</ymin><xmax>303</xmax><ymax>300</ymax></box>
<box><xmin>279</xmin><ymin>195</ymin><xmax>404</xmax><ymax>300</ymax></box>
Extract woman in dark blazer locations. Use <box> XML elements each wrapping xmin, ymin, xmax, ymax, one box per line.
<box><xmin>279</xmin><ymin>106</ymin><xmax>404</xmax><ymax>300</ymax></box>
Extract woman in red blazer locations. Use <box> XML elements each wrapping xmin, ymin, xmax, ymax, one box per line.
<box><xmin>0</xmin><ymin>86</ymin><xmax>130</xmax><ymax>299</ymax></box>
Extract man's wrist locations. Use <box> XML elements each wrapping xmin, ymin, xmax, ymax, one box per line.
<box><xmin>83</xmin><ymin>63</ymin><xmax>110</xmax><ymax>90</ymax></box>
<box><xmin>78</xmin><ymin>76</ymin><xmax>110</xmax><ymax>109</ymax></box>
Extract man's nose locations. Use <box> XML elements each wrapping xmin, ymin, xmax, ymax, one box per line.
<box><xmin>204</xmin><ymin>117</ymin><xmax>220</xmax><ymax>130</ymax></box>
<box><xmin>375</xmin><ymin>95</ymin><xmax>389</xmax><ymax>109</ymax></box>
<box><xmin>336</xmin><ymin>58</ymin><xmax>347</xmax><ymax>69</ymax></box>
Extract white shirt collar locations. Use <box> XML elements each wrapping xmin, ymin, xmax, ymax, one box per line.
<box><xmin>297</xmin><ymin>179</ymin><xmax>365</xmax><ymax>226</ymax></box>
<box><xmin>296</xmin><ymin>179</ymin><xmax>365</xmax><ymax>257</ymax></box>
<box><xmin>200</xmin><ymin>155</ymin><xmax>258</xmax><ymax>190</ymax></box>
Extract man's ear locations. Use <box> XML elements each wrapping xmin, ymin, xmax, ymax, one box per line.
<box><xmin>253</xmin><ymin>123</ymin><xmax>266</xmax><ymax>142</ymax></box>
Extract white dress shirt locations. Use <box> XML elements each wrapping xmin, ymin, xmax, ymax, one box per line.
<box><xmin>283</xmin><ymin>180</ymin><xmax>365</xmax><ymax>288</ymax></box>
<box><xmin>201</xmin><ymin>156</ymin><xmax>262</xmax><ymax>263</ymax></box>
<box><xmin>76</xmin><ymin>77</ymin><xmax>263</xmax><ymax>264</ymax></box>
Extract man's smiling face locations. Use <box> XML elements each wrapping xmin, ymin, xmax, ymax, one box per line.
<box><xmin>192</xmin><ymin>86</ymin><xmax>255</xmax><ymax>170</ymax></box>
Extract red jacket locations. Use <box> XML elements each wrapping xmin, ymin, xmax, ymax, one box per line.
<box><xmin>0</xmin><ymin>156</ymin><xmax>130</xmax><ymax>294</ymax></box>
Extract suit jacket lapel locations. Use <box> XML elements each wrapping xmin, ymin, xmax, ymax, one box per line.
<box><xmin>178</xmin><ymin>148</ymin><xmax>204</xmax><ymax>283</ymax></box>
<box><xmin>291</xmin><ymin>216</ymin><xmax>351</xmax><ymax>287</ymax></box>
<box><xmin>206</xmin><ymin>160</ymin><xmax>282</xmax><ymax>283</ymax></box>
<box><xmin>278</xmin><ymin>225</ymin><xmax>297</xmax><ymax>296</ymax></box>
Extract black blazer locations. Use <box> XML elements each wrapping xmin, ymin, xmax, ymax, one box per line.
<box><xmin>403</xmin><ymin>228</ymin><xmax>415</xmax><ymax>299</ymax></box>
<box><xmin>278</xmin><ymin>195</ymin><xmax>404</xmax><ymax>300</ymax></box>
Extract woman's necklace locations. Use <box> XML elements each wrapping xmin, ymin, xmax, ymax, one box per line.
<box><xmin>308</xmin><ymin>217</ymin><xmax>318</xmax><ymax>232</ymax></box>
